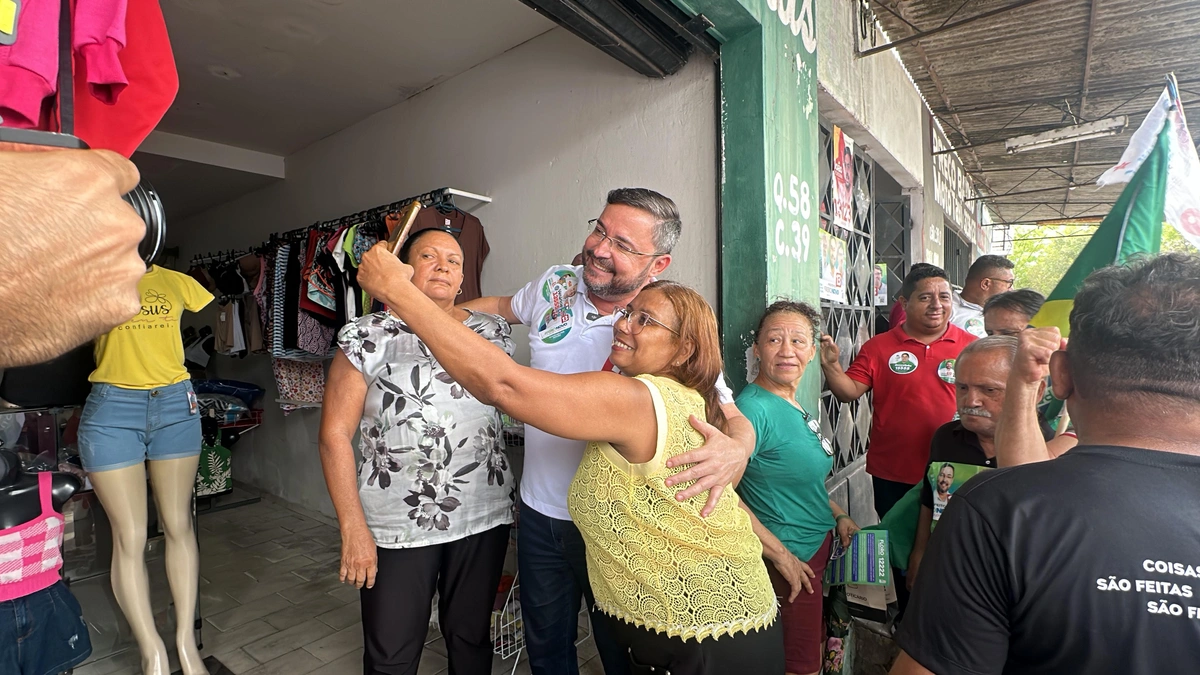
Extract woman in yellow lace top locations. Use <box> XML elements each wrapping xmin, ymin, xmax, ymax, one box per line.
<box><xmin>367</xmin><ymin>249</ymin><xmax>783</xmax><ymax>674</ymax></box>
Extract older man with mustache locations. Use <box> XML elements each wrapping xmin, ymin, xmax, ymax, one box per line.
<box><xmin>905</xmin><ymin>336</ymin><xmax>1075</xmax><ymax>589</ymax></box>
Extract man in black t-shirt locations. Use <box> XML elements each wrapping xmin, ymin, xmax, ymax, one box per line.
<box><xmin>891</xmin><ymin>254</ymin><xmax>1200</xmax><ymax>675</ymax></box>
<box><xmin>905</xmin><ymin>335</ymin><xmax>1057</xmax><ymax>591</ymax></box>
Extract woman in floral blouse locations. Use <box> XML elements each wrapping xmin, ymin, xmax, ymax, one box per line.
<box><xmin>319</xmin><ymin>228</ymin><xmax>515</xmax><ymax>675</ymax></box>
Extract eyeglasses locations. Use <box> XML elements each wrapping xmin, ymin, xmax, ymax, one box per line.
<box><xmin>614</xmin><ymin>306</ymin><xmax>679</xmax><ymax>336</ymax></box>
<box><xmin>587</xmin><ymin>220</ymin><xmax>665</xmax><ymax>258</ymax></box>
<box><xmin>988</xmin><ymin>277</ymin><xmax>1016</xmax><ymax>289</ymax></box>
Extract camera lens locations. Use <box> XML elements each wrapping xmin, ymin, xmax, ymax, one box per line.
<box><xmin>121</xmin><ymin>182</ymin><xmax>167</xmax><ymax>264</ymax></box>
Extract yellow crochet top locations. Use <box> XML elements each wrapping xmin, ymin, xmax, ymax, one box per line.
<box><xmin>566</xmin><ymin>374</ymin><xmax>777</xmax><ymax>642</ymax></box>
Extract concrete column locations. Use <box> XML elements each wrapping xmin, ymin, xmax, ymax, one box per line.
<box><xmin>677</xmin><ymin>0</ymin><xmax>822</xmax><ymax>406</ymax></box>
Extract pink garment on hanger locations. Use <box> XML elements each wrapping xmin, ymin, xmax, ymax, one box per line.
<box><xmin>0</xmin><ymin>472</ymin><xmax>64</xmax><ymax>602</ymax></box>
<box><xmin>0</xmin><ymin>0</ymin><xmax>60</xmax><ymax>127</ymax></box>
<box><xmin>0</xmin><ymin>0</ymin><xmax>127</xmax><ymax>129</ymax></box>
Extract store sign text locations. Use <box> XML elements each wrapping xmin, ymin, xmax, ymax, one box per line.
<box><xmin>932</xmin><ymin>124</ymin><xmax>987</xmax><ymax>248</ymax></box>
<box><xmin>765</xmin><ymin>0</ymin><xmax>817</xmax><ymax>54</ymax></box>
<box><xmin>773</xmin><ymin>171</ymin><xmax>812</xmax><ymax>264</ymax></box>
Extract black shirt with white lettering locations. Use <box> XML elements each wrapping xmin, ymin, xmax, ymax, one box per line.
<box><xmin>897</xmin><ymin>445</ymin><xmax>1200</xmax><ymax>674</ymax></box>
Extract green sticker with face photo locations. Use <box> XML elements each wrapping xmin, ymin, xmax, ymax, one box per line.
<box><xmin>889</xmin><ymin>351</ymin><xmax>917</xmax><ymax>374</ymax></box>
<box><xmin>938</xmin><ymin>359</ymin><xmax>956</xmax><ymax>383</ymax></box>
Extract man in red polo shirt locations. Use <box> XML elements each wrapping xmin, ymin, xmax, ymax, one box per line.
<box><xmin>821</xmin><ymin>265</ymin><xmax>976</xmax><ymax>517</ymax></box>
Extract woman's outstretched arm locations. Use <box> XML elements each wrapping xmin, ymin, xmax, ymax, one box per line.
<box><xmin>357</xmin><ymin>243</ymin><xmax>655</xmax><ymax>453</ymax></box>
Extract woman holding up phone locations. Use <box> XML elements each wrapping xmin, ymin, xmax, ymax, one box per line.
<box><xmin>356</xmin><ymin>241</ymin><xmax>784</xmax><ymax>675</ymax></box>
<box><xmin>319</xmin><ymin>228</ymin><xmax>516</xmax><ymax>675</ymax></box>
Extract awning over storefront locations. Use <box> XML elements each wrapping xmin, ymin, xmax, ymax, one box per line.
<box><xmin>863</xmin><ymin>0</ymin><xmax>1200</xmax><ymax>227</ymax></box>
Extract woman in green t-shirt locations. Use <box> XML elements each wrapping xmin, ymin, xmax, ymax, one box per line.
<box><xmin>736</xmin><ymin>300</ymin><xmax>860</xmax><ymax>675</ymax></box>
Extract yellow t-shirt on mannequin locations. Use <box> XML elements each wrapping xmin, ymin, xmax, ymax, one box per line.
<box><xmin>90</xmin><ymin>266</ymin><xmax>215</xmax><ymax>389</ymax></box>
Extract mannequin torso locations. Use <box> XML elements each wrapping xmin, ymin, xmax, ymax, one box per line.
<box><xmin>0</xmin><ymin>449</ymin><xmax>82</xmax><ymax>529</ymax></box>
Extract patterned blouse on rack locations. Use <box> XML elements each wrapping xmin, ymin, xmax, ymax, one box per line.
<box><xmin>337</xmin><ymin>311</ymin><xmax>515</xmax><ymax>548</ymax></box>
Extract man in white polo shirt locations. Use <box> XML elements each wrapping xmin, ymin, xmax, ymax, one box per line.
<box><xmin>464</xmin><ymin>188</ymin><xmax>755</xmax><ymax>675</ymax></box>
<box><xmin>950</xmin><ymin>254</ymin><xmax>1015</xmax><ymax>338</ymax></box>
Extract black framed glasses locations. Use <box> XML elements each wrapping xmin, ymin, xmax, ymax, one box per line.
<box><xmin>587</xmin><ymin>219</ymin><xmax>665</xmax><ymax>258</ymax></box>
<box><xmin>615</xmin><ymin>306</ymin><xmax>679</xmax><ymax>336</ymax></box>
<box><xmin>988</xmin><ymin>277</ymin><xmax>1016</xmax><ymax>290</ymax></box>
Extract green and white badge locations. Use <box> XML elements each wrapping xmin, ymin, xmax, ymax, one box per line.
<box><xmin>937</xmin><ymin>359</ymin><xmax>956</xmax><ymax>383</ymax></box>
<box><xmin>888</xmin><ymin>351</ymin><xmax>917</xmax><ymax>374</ymax></box>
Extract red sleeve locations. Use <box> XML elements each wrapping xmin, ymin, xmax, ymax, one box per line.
<box><xmin>844</xmin><ymin>340</ymin><xmax>877</xmax><ymax>388</ymax></box>
<box><xmin>73</xmin><ymin>0</ymin><xmax>129</xmax><ymax>103</ymax></box>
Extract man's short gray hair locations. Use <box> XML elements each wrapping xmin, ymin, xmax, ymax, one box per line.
<box><xmin>956</xmin><ymin>335</ymin><xmax>1019</xmax><ymax>374</ymax></box>
<box><xmin>607</xmin><ymin>188</ymin><xmax>681</xmax><ymax>255</ymax></box>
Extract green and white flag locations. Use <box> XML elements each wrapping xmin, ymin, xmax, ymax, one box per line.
<box><xmin>1030</xmin><ymin>120</ymin><xmax>1169</xmax><ymax>335</ymax></box>
<box><xmin>1097</xmin><ymin>80</ymin><xmax>1200</xmax><ymax>247</ymax></box>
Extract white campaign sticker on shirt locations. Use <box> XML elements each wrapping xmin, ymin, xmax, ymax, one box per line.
<box><xmin>537</xmin><ymin>270</ymin><xmax>579</xmax><ymax>344</ymax></box>
<box><xmin>938</xmin><ymin>359</ymin><xmax>957</xmax><ymax>383</ymax></box>
<box><xmin>889</xmin><ymin>351</ymin><xmax>918</xmax><ymax>374</ymax></box>
<box><xmin>964</xmin><ymin>316</ymin><xmax>986</xmax><ymax>338</ymax></box>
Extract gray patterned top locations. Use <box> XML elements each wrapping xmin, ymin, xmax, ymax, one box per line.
<box><xmin>337</xmin><ymin>310</ymin><xmax>515</xmax><ymax>548</ymax></box>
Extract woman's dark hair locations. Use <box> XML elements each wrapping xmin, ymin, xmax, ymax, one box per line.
<box><xmin>642</xmin><ymin>280</ymin><xmax>728</xmax><ymax>432</ymax></box>
<box><xmin>755</xmin><ymin>300</ymin><xmax>821</xmax><ymax>344</ymax></box>
<box><xmin>398</xmin><ymin>228</ymin><xmax>461</xmax><ymax>264</ymax></box>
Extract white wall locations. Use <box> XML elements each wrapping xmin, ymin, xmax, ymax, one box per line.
<box><xmin>172</xmin><ymin>28</ymin><xmax>719</xmax><ymax>517</ymax></box>
<box><xmin>816</xmin><ymin>0</ymin><xmax>926</xmax><ymax>188</ymax></box>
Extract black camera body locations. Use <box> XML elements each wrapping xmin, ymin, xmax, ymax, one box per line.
<box><xmin>0</xmin><ymin>126</ymin><xmax>167</xmax><ymax>264</ymax></box>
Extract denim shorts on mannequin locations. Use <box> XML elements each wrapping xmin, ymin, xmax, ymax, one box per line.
<box><xmin>0</xmin><ymin>580</ymin><xmax>93</xmax><ymax>675</ymax></box>
<box><xmin>77</xmin><ymin>380</ymin><xmax>202</xmax><ymax>472</ymax></box>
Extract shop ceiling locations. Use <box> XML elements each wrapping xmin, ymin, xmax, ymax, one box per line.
<box><xmin>139</xmin><ymin>0</ymin><xmax>553</xmax><ymax>221</ymax></box>
<box><xmin>862</xmin><ymin>0</ymin><xmax>1200</xmax><ymax>226</ymax></box>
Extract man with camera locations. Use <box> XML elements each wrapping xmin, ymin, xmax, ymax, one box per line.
<box><xmin>0</xmin><ymin>148</ymin><xmax>147</xmax><ymax>367</ymax></box>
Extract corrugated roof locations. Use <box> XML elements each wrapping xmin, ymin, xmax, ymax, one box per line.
<box><xmin>867</xmin><ymin>0</ymin><xmax>1200</xmax><ymax>224</ymax></box>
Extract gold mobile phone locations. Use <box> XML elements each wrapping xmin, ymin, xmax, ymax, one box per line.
<box><xmin>388</xmin><ymin>201</ymin><xmax>422</xmax><ymax>256</ymax></box>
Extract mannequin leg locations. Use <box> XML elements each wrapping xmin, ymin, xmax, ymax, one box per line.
<box><xmin>148</xmin><ymin>456</ymin><xmax>207</xmax><ymax>675</ymax></box>
<box><xmin>89</xmin><ymin>464</ymin><xmax>171</xmax><ymax>675</ymax></box>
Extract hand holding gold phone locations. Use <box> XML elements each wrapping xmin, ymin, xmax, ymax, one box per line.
<box><xmin>387</xmin><ymin>202</ymin><xmax>422</xmax><ymax>256</ymax></box>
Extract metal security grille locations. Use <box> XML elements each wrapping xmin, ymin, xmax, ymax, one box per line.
<box><xmin>874</xmin><ymin>197</ymin><xmax>910</xmax><ymax>327</ymax></box>
<box><xmin>944</xmin><ymin>227</ymin><xmax>971</xmax><ymax>287</ymax></box>
<box><xmin>818</xmin><ymin>124</ymin><xmax>875</xmax><ymax>477</ymax></box>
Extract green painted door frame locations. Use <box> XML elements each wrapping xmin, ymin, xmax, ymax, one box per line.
<box><xmin>672</xmin><ymin>0</ymin><xmax>822</xmax><ymax>407</ymax></box>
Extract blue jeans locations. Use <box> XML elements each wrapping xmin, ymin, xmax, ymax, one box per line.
<box><xmin>517</xmin><ymin>500</ymin><xmax>629</xmax><ymax>675</ymax></box>
<box><xmin>0</xmin><ymin>581</ymin><xmax>92</xmax><ymax>675</ymax></box>
<box><xmin>78</xmin><ymin>381</ymin><xmax>201</xmax><ymax>472</ymax></box>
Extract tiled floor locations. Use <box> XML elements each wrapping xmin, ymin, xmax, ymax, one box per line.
<box><xmin>73</xmin><ymin>496</ymin><xmax>604</xmax><ymax>675</ymax></box>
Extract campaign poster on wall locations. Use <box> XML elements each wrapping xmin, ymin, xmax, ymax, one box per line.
<box><xmin>832</xmin><ymin>126</ymin><xmax>855</xmax><ymax>231</ymax></box>
<box><xmin>819</xmin><ymin>230</ymin><xmax>848</xmax><ymax>303</ymax></box>
<box><xmin>874</xmin><ymin>263</ymin><xmax>888</xmax><ymax>306</ymax></box>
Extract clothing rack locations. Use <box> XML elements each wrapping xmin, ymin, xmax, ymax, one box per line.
<box><xmin>189</xmin><ymin>187</ymin><xmax>492</xmax><ymax>266</ymax></box>
<box><xmin>191</xmin><ymin>249</ymin><xmax>253</xmax><ymax>266</ymax></box>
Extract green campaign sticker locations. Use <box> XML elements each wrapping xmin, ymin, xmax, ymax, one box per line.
<box><xmin>537</xmin><ymin>306</ymin><xmax>572</xmax><ymax>344</ymax></box>
<box><xmin>964</xmin><ymin>316</ymin><xmax>985</xmax><ymax>337</ymax></box>
<box><xmin>938</xmin><ymin>359</ymin><xmax>956</xmax><ymax>383</ymax></box>
<box><xmin>927</xmin><ymin>461</ymin><xmax>993</xmax><ymax>524</ymax></box>
<box><xmin>888</xmin><ymin>351</ymin><xmax>917</xmax><ymax>374</ymax></box>
<box><xmin>541</xmin><ymin>270</ymin><xmax>578</xmax><ymax>302</ymax></box>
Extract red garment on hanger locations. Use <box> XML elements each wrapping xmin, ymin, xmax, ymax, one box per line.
<box><xmin>72</xmin><ymin>0</ymin><xmax>176</xmax><ymax>156</ymax></box>
<box><xmin>0</xmin><ymin>0</ymin><xmax>126</xmax><ymax>129</ymax></box>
